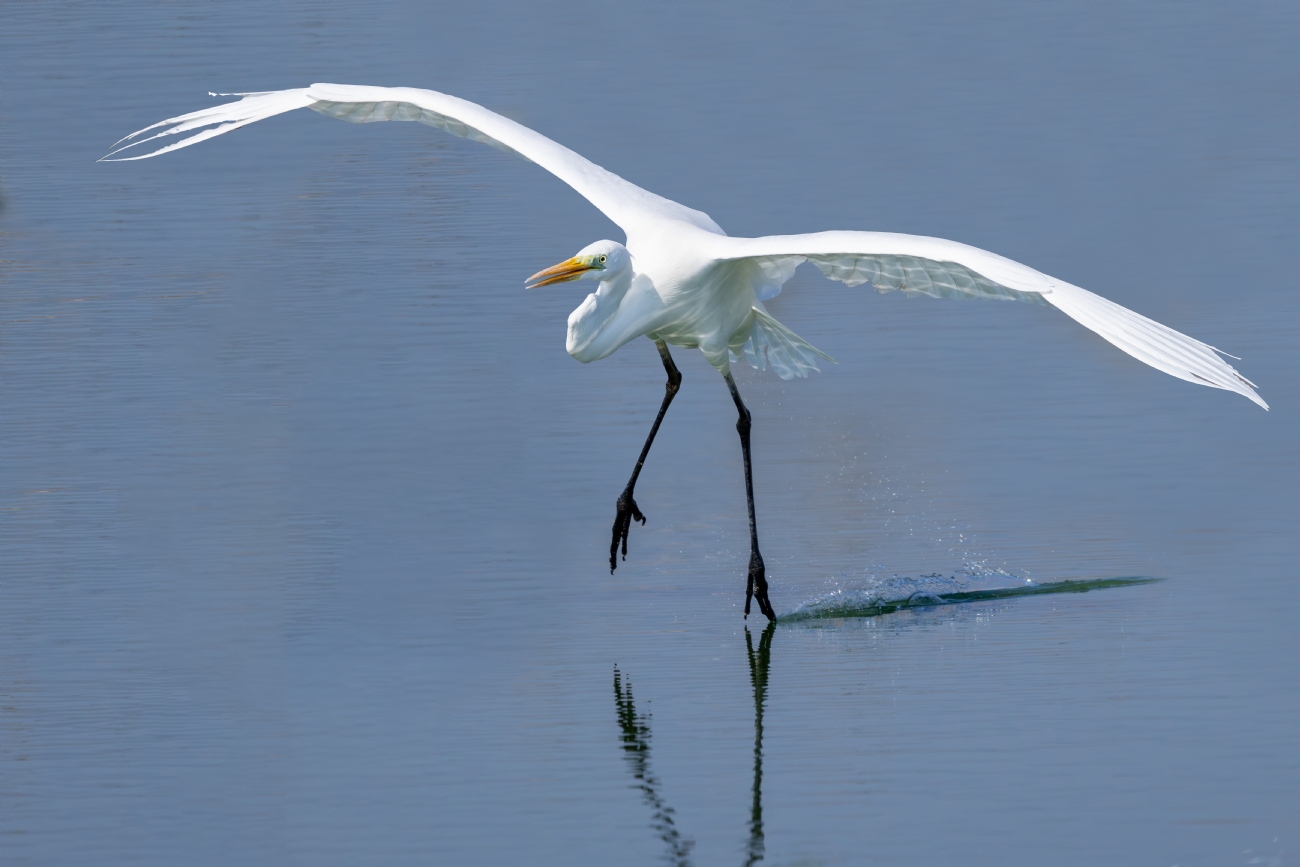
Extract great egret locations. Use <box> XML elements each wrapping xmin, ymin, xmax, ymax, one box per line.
<box><xmin>104</xmin><ymin>84</ymin><xmax>1267</xmax><ymax>622</ymax></box>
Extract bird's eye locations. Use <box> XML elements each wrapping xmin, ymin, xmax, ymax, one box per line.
<box><xmin>599</xmin><ymin>255</ymin><xmax>607</xmax><ymax>264</ymax></box>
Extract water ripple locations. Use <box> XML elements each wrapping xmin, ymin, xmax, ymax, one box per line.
<box><xmin>781</xmin><ymin>568</ymin><xmax>1158</xmax><ymax>621</ymax></box>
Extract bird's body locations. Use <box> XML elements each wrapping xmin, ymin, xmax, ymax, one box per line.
<box><xmin>566</xmin><ymin>230</ymin><xmax>759</xmax><ymax>371</ymax></box>
<box><xmin>105</xmin><ymin>83</ymin><xmax>1267</xmax><ymax>621</ymax></box>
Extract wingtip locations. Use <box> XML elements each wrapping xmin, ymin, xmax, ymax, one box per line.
<box><xmin>1234</xmin><ymin>373</ymin><xmax>1267</xmax><ymax>410</ymax></box>
<box><xmin>1237</xmin><ymin>384</ymin><xmax>1269</xmax><ymax>411</ymax></box>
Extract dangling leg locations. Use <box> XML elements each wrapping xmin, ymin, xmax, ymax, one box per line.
<box><xmin>725</xmin><ymin>373</ymin><xmax>776</xmax><ymax>622</ymax></box>
<box><xmin>611</xmin><ymin>339</ymin><xmax>683</xmax><ymax>573</ymax></box>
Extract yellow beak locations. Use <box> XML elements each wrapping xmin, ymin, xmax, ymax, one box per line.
<box><xmin>526</xmin><ymin>257</ymin><xmax>597</xmax><ymax>288</ymax></box>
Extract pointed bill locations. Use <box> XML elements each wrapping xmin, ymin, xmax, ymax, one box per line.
<box><xmin>526</xmin><ymin>257</ymin><xmax>596</xmax><ymax>288</ymax></box>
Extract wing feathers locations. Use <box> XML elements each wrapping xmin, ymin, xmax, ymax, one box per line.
<box><xmin>101</xmin><ymin>83</ymin><xmax>723</xmax><ymax>236</ymax></box>
<box><xmin>706</xmin><ymin>231</ymin><xmax>1265</xmax><ymax>409</ymax></box>
<box><xmin>1045</xmin><ymin>281</ymin><xmax>1266</xmax><ymax>407</ymax></box>
<box><xmin>308</xmin><ymin>97</ymin><xmax>532</xmax><ymax>161</ymax></box>
<box><xmin>100</xmin><ymin>89</ymin><xmax>314</xmax><ymax>161</ymax></box>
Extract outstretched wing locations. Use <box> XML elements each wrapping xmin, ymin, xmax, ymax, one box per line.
<box><xmin>708</xmin><ymin>231</ymin><xmax>1266</xmax><ymax>409</ymax></box>
<box><xmin>101</xmin><ymin>83</ymin><xmax>724</xmax><ymax>237</ymax></box>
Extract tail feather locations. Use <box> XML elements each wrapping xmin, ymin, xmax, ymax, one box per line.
<box><xmin>730</xmin><ymin>304</ymin><xmax>836</xmax><ymax>380</ymax></box>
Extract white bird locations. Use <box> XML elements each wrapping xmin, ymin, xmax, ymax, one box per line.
<box><xmin>104</xmin><ymin>83</ymin><xmax>1267</xmax><ymax>622</ymax></box>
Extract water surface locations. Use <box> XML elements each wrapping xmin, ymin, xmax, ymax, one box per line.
<box><xmin>2</xmin><ymin>3</ymin><xmax>1298</xmax><ymax>865</ymax></box>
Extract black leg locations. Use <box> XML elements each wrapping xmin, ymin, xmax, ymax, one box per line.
<box><xmin>611</xmin><ymin>340</ymin><xmax>683</xmax><ymax>573</ymax></box>
<box><xmin>725</xmin><ymin>373</ymin><xmax>776</xmax><ymax>622</ymax></box>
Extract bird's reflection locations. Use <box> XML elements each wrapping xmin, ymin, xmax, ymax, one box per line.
<box><xmin>613</xmin><ymin>621</ymin><xmax>776</xmax><ymax>866</ymax></box>
<box><xmin>613</xmin><ymin>667</ymin><xmax>696</xmax><ymax>866</ymax></box>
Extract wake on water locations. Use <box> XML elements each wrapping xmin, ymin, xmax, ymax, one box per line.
<box><xmin>780</xmin><ymin>564</ymin><xmax>1158</xmax><ymax>622</ymax></box>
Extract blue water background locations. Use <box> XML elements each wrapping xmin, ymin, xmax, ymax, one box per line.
<box><xmin>2</xmin><ymin>3</ymin><xmax>1297</xmax><ymax>865</ymax></box>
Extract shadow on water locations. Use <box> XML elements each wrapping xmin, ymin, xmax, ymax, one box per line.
<box><xmin>781</xmin><ymin>576</ymin><xmax>1160</xmax><ymax>622</ymax></box>
<box><xmin>613</xmin><ymin>621</ymin><xmax>777</xmax><ymax>866</ymax></box>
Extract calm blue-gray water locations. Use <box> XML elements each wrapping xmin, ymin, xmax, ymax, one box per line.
<box><xmin>3</xmin><ymin>3</ymin><xmax>1298</xmax><ymax>865</ymax></box>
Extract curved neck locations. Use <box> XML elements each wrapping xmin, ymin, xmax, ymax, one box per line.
<box><xmin>566</xmin><ymin>267</ymin><xmax>634</xmax><ymax>362</ymax></box>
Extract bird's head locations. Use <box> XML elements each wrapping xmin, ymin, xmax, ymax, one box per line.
<box><xmin>526</xmin><ymin>240</ymin><xmax>630</xmax><ymax>288</ymax></box>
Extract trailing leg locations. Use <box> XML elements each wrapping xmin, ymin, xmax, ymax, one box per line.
<box><xmin>725</xmin><ymin>373</ymin><xmax>775</xmax><ymax>622</ymax></box>
<box><xmin>610</xmin><ymin>340</ymin><xmax>683</xmax><ymax>572</ymax></box>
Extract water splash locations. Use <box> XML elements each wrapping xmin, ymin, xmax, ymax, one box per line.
<box><xmin>780</xmin><ymin>566</ymin><xmax>1158</xmax><ymax>622</ymax></box>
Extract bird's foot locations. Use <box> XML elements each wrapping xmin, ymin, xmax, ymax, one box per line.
<box><xmin>610</xmin><ymin>488</ymin><xmax>646</xmax><ymax>573</ymax></box>
<box><xmin>744</xmin><ymin>550</ymin><xmax>776</xmax><ymax>623</ymax></box>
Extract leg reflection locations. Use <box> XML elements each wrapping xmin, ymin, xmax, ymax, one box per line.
<box><xmin>613</xmin><ymin>667</ymin><xmax>695</xmax><ymax>866</ymax></box>
<box><xmin>612</xmin><ymin>622</ymin><xmax>776</xmax><ymax>866</ymax></box>
<box><xmin>744</xmin><ymin>621</ymin><xmax>776</xmax><ymax>867</ymax></box>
